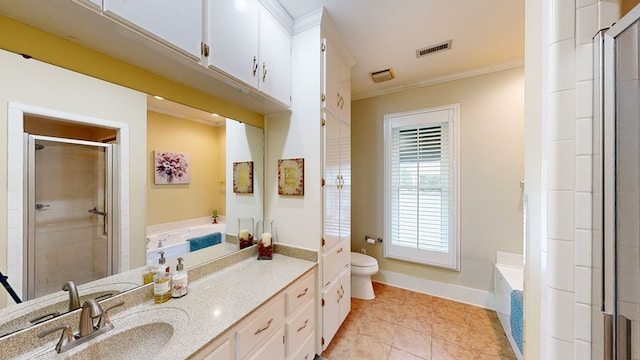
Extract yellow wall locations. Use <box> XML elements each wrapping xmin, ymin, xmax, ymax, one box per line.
<box><xmin>352</xmin><ymin>67</ymin><xmax>524</xmax><ymax>293</ymax></box>
<box><xmin>622</xmin><ymin>0</ymin><xmax>640</xmax><ymax>15</ymax></box>
<box><xmin>0</xmin><ymin>49</ymin><xmax>147</xmax><ymax>307</ymax></box>
<box><xmin>147</xmin><ymin>111</ymin><xmax>226</xmax><ymax>225</ymax></box>
<box><xmin>0</xmin><ymin>14</ymin><xmax>264</xmax><ymax>129</ymax></box>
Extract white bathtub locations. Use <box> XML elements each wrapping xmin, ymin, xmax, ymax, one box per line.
<box><xmin>146</xmin><ymin>222</ymin><xmax>226</xmax><ymax>265</ymax></box>
<box><xmin>494</xmin><ymin>260</ymin><xmax>523</xmax><ymax>360</ymax></box>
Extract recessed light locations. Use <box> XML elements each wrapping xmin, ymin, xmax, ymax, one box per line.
<box><xmin>154</xmin><ymin>96</ymin><xmax>164</xmax><ymax>100</ymax></box>
<box><xmin>211</xmin><ymin>113</ymin><xmax>219</xmax><ymax>117</ymax></box>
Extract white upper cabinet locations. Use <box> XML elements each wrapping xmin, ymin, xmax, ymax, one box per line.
<box><xmin>103</xmin><ymin>0</ymin><xmax>203</xmax><ymax>61</ymax></box>
<box><xmin>207</xmin><ymin>0</ymin><xmax>291</xmax><ymax>106</ymax></box>
<box><xmin>258</xmin><ymin>8</ymin><xmax>291</xmax><ymax>106</ymax></box>
<box><xmin>207</xmin><ymin>0</ymin><xmax>260</xmax><ymax>87</ymax></box>
<box><xmin>322</xmin><ymin>37</ymin><xmax>351</xmax><ymax>123</ymax></box>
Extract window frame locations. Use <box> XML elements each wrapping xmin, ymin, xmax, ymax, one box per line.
<box><xmin>383</xmin><ymin>104</ymin><xmax>460</xmax><ymax>271</ymax></box>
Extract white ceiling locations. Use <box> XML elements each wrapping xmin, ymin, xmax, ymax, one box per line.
<box><xmin>278</xmin><ymin>0</ymin><xmax>525</xmax><ymax>100</ymax></box>
<box><xmin>0</xmin><ymin>0</ymin><xmax>524</xmax><ymax>114</ymax></box>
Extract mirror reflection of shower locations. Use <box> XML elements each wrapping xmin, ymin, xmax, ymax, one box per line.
<box><xmin>24</xmin><ymin>117</ymin><xmax>117</xmax><ymax>301</ymax></box>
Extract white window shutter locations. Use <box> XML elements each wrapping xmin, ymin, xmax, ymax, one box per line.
<box><xmin>383</xmin><ymin>105</ymin><xmax>459</xmax><ymax>270</ymax></box>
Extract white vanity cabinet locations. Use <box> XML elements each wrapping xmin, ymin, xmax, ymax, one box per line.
<box><xmin>102</xmin><ymin>0</ymin><xmax>203</xmax><ymax>61</ymax></box>
<box><xmin>202</xmin><ymin>338</ymin><xmax>233</xmax><ymax>360</ymax></box>
<box><xmin>207</xmin><ymin>0</ymin><xmax>291</xmax><ymax>106</ymax></box>
<box><xmin>194</xmin><ymin>269</ymin><xmax>316</xmax><ymax>360</ymax></box>
<box><xmin>321</xmin><ymin>266</ymin><xmax>351</xmax><ymax>349</ymax></box>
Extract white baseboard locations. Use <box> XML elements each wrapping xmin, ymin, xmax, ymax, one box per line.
<box><xmin>371</xmin><ymin>269</ymin><xmax>496</xmax><ymax>310</ymax></box>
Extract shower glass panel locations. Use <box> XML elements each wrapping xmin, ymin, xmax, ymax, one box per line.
<box><xmin>613</xmin><ymin>21</ymin><xmax>640</xmax><ymax>359</ymax></box>
<box><xmin>26</xmin><ymin>135</ymin><xmax>113</xmax><ymax>300</ymax></box>
<box><xmin>602</xmin><ymin>4</ymin><xmax>640</xmax><ymax>358</ymax></box>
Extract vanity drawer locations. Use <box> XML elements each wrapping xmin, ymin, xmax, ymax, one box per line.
<box><xmin>287</xmin><ymin>332</ymin><xmax>315</xmax><ymax>360</ymax></box>
<box><xmin>285</xmin><ymin>300</ymin><xmax>315</xmax><ymax>356</ymax></box>
<box><xmin>236</xmin><ymin>296</ymin><xmax>285</xmax><ymax>359</ymax></box>
<box><xmin>246</xmin><ymin>327</ymin><xmax>285</xmax><ymax>360</ymax></box>
<box><xmin>322</xmin><ymin>239</ymin><xmax>349</xmax><ymax>287</ymax></box>
<box><xmin>285</xmin><ymin>270</ymin><xmax>315</xmax><ymax>316</ymax></box>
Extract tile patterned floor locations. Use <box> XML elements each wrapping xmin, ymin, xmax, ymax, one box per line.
<box><xmin>321</xmin><ymin>283</ymin><xmax>517</xmax><ymax>360</ymax></box>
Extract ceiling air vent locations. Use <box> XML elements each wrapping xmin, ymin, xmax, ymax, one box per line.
<box><xmin>416</xmin><ymin>40</ymin><xmax>452</xmax><ymax>58</ymax></box>
<box><xmin>370</xmin><ymin>68</ymin><xmax>395</xmax><ymax>83</ymax></box>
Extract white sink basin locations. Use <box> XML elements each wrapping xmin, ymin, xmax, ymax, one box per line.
<box><xmin>66</xmin><ymin>322</ymin><xmax>174</xmax><ymax>360</ymax></box>
<box><xmin>29</xmin><ymin>306</ymin><xmax>189</xmax><ymax>360</ymax></box>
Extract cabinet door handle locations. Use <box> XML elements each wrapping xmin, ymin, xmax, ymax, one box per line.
<box><xmin>297</xmin><ymin>319</ymin><xmax>309</xmax><ymax>332</ymax></box>
<box><xmin>297</xmin><ymin>288</ymin><xmax>309</xmax><ymax>298</ymax></box>
<box><xmin>337</xmin><ymin>92</ymin><xmax>341</xmax><ymax>107</ymax></box>
<box><xmin>254</xmin><ymin>318</ymin><xmax>273</xmax><ymax>335</ymax></box>
<box><xmin>336</xmin><ymin>288</ymin><xmax>341</xmax><ymax>303</ymax></box>
<box><xmin>262</xmin><ymin>62</ymin><xmax>267</xmax><ymax>82</ymax></box>
<box><xmin>339</xmin><ymin>284</ymin><xmax>345</xmax><ymax>299</ymax></box>
<box><xmin>336</xmin><ymin>247</ymin><xmax>343</xmax><ymax>253</ymax></box>
<box><xmin>252</xmin><ymin>56</ymin><xmax>258</xmax><ymax>76</ymax></box>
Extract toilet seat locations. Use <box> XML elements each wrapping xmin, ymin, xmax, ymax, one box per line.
<box><xmin>350</xmin><ymin>252</ymin><xmax>379</xmax><ymax>300</ymax></box>
<box><xmin>351</xmin><ymin>252</ymin><xmax>377</xmax><ymax>267</ymax></box>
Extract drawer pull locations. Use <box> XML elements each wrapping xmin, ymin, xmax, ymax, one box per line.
<box><xmin>297</xmin><ymin>288</ymin><xmax>309</xmax><ymax>298</ymax></box>
<box><xmin>297</xmin><ymin>319</ymin><xmax>309</xmax><ymax>333</ymax></box>
<box><xmin>336</xmin><ymin>247</ymin><xmax>343</xmax><ymax>253</ymax></box>
<box><xmin>254</xmin><ymin>318</ymin><xmax>273</xmax><ymax>335</ymax></box>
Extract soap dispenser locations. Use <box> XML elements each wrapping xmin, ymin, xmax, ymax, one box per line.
<box><xmin>153</xmin><ymin>251</ymin><xmax>171</xmax><ymax>304</ymax></box>
<box><xmin>171</xmin><ymin>257</ymin><xmax>188</xmax><ymax>298</ymax></box>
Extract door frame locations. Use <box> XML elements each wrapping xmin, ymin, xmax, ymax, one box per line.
<box><xmin>25</xmin><ymin>134</ymin><xmax>115</xmax><ymax>300</ymax></box>
<box><xmin>6</xmin><ymin>102</ymin><xmax>130</xmax><ymax>303</ymax></box>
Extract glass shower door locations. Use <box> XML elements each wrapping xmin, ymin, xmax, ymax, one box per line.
<box><xmin>26</xmin><ymin>135</ymin><xmax>113</xmax><ymax>300</ymax></box>
<box><xmin>603</xmin><ymin>5</ymin><xmax>640</xmax><ymax>358</ymax></box>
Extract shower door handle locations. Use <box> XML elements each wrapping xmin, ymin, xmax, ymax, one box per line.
<box><xmin>88</xmin><ymin>207</ymin><xmax>107</xmax><ymax>216</ymax></box>
<box><xmin>35</xmin><ymin>204</ymin><xmax>50</xmax><ymax>210</ymax></box>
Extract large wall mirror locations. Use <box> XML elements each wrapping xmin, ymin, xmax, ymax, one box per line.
<box><xmin>0</xmin><ymin>52</ymin><xmax>264</xmax><ymax>337</ymax></box>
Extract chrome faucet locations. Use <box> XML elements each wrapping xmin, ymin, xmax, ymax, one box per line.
<box><xmin>61</xmin><ymin>280</ymin><xmax>80</xmax><ymax>311</ymax></box>
<box><xmin>78</xmin><ymin>299</ymin><xmax>102</xmax><ymax>337</ymax></box>
<box><xmin>37</xmin><ymin>299</ymin><xmax>124</xmax><ymax>354</ymax></box>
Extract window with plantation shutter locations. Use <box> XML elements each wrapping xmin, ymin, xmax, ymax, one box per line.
<box><xmin>383</xmin><ymin>105</ymin><xmax>460</xmax><ymax>270</ymax></box>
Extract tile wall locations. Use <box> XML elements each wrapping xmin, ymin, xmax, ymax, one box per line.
<box><xmin>543</xmin><ymin>0</ymin><xmax>619</xmax><ymax>358</ymax></box>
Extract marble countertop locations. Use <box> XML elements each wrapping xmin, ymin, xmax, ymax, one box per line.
<box><xmin>3</xmin><ymin>253</ymin><xmax>316</xmax><ymax>360</ymax></box>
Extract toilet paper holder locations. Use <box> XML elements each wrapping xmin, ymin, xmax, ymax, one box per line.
<box><xmin>364</xmin><ymin>235</ymin><xmax>383</xmax><ymax>244</ymax></box>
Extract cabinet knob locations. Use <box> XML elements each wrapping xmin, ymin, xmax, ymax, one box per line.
<box><xmin>252</xmin><ymin>56</ymin><xmax>258</xmax><ymax>76</ymax></box>
<box><xmin>262</xmin><ymin>62</ymin><xmax>267</xmax><ymax>82</ymax></box>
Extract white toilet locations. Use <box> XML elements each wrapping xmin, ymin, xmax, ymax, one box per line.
<box><xmin>350</xmin><ymin>252</ymin><xmax>379</xmax><ymax>300</ymax></box>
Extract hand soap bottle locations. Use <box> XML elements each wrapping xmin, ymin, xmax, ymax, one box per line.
<box><xmin>171</xmin><ymin>257</ymin><xmax>188</xmax><ymax>298</ymax></box>
<box><xmin>153</xmin><ymin>252</ymin><xmax>171</xmax><ymax>304</ymax></box>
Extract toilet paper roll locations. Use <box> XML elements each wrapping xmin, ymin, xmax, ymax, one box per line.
<box><xmin>366</xmin><ymin>238</ymin><xmax>376</xmax><ymax>244</ymax></box>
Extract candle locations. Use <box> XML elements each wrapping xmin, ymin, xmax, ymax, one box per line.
<box><xmin>239</xmin><ymin>229</ymin><xmax>249</xmax><ymax>240</ymax></box>
<box><xmin>261</xmin><ymin>233</ymin><xmax>272</xmax><ymax>246</ymax></box>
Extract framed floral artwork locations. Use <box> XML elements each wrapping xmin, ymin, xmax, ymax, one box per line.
<box><xmin>278</xmin><ymin>158</ymin><xmax>304</xmax><ymax>196</ymax></box>
<box><xmin>154</xmin><ymin>151</ymin><xmax>190</xmax><ymax>184</ymax></box>
<box><xmin>233</xmin><ymin>161</ymin><xmax>254</xmax><ymax>194</ymax></box>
